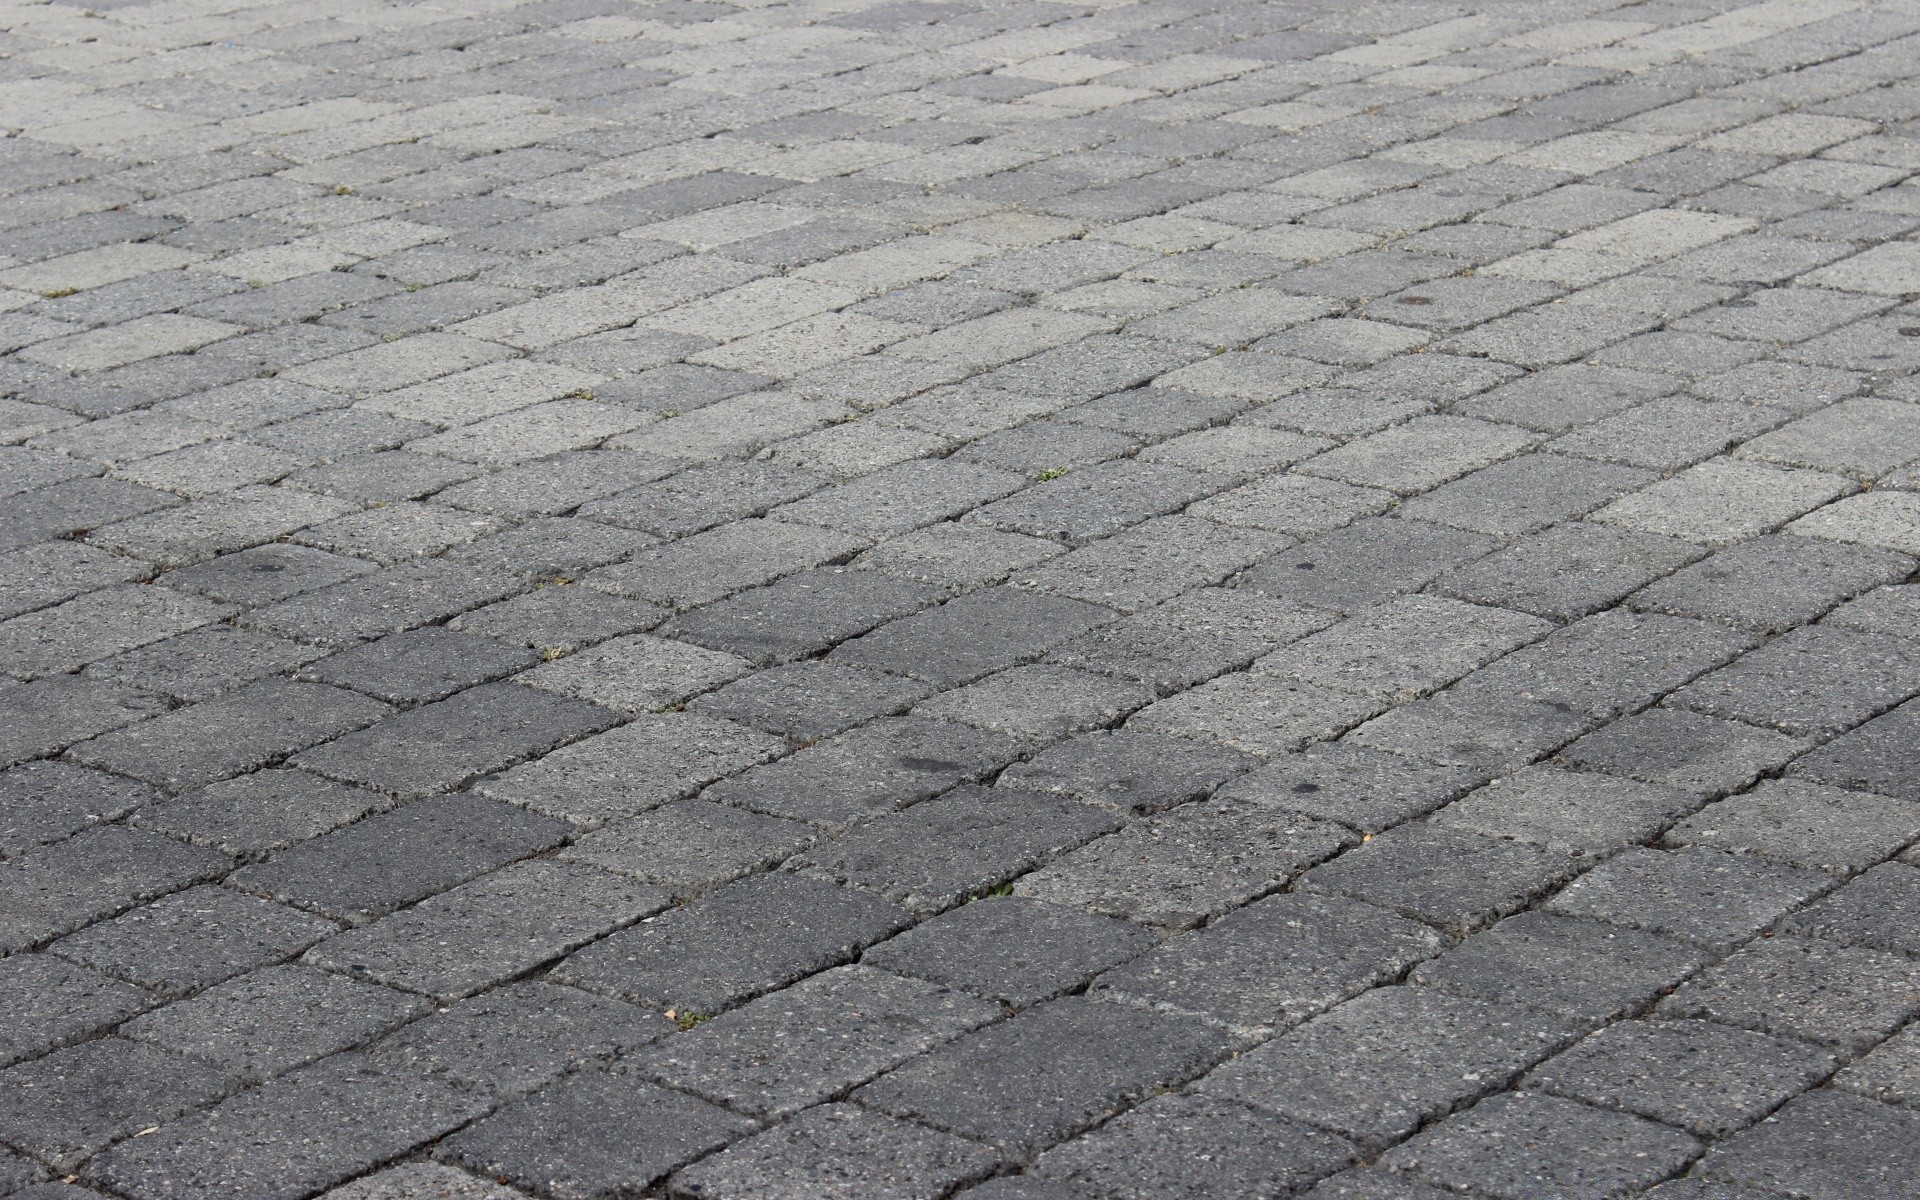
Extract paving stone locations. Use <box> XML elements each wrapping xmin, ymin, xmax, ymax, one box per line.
<box><xmin>307</xmin><ymin>859</ymin><xmax>668</xmax><ymax>999</ymax></box>
<box><xmin>0</xmin><ymin>953</ymin><xmax>151</xmax><ymax>1070</ymax></box>
<box><xmin>522</xmin><ymin>633</ymin><xmax>750</xmax><ymax>713</ymax></box>
<box><xmin>1556</xmin><ymin>709</ymin><xmax>1811</xmax><ymax>798</ymax></box>
<box><xmin>1254</xmin><ymin>595</ymin><xmax>1551</xmax><ymax>703</ymax></box>
<box><xmin>50</xmin><ymin>883</ymin><xmax>336</xmax><ymax>996</ymax></box>
<box><xmin>1238</xmin><ymin>517</ymin><xmax>1497</xmax><ymax>615</ymax></box>
<box><xmin>862</xmin><ymin>896</ymin><xmax>1153</xmax><ymax>1010</ymax></box>
<box><xmin>1783</xmin><ymin>861</ymin><xmax>1920</xmax><ymax>957</ymax></box>
<box><xmin>240</xmin><ymin>559</ymin><xmax>525</xmax><ymax>647</ymax></box>
<box><xmin>1630</xmin><ymin>534</ymin><xmax>1915</xmax><ymax>636</ymax></box>
<box><xmin>668</xmin><ymin>1103</ymin><xmax>1002</xmax><ymax>1200</ymax></box>
<box><xmin>1302</xmin><ymin>821</ymin><xmax>1579</xmax><ymax>934</ymax></box>
<box><xmin>969</xmin><ymin>460</ymin><xmax>1220</xmax><ymax>545</ymax></box>
<box><xmin>1699</xmin><ymin>1090</ymin><xmax>1920</xmax><ymax>1200</ymax></box>
<box><xmin>158</xmin><ymin>543</ymin><xmax>375</xmax><ymax>607</ymax></box>
<box><xmin>688</xmin><ymin>661</ymin><xmax>933</xmax><ymax>741</ymax></box>
<box><xmin>0</xmin><ymin>824</ymin><xmax>229</xmax><ymax>954</ymax></box>
<box><xmin>1834</xmin><ymin>1021</ymin><xmax>1920</xmax><ymax>1110</ymax></box>
<box><xmin>1016</xmin><ymin>796</ymin><xmax>1354</xmax><ymax>930</ymax></box>
<box><xmin>587</xmin><ymin>518</ymin><xmax>867</xmax><ymax>611</ymax></box>
<box><xmin>1657</xmin><ymin>935</ymin><xmax>1920</xmax><ymax>1051</ymax></box>
<box><xmin>446</xmin><ymin>585</ymin><xmax>665</xmax><ymax>653</ymax></box>
<box><xmin>1526</xmin><ymin>1019</ymin><xmax>1839</xmax><ymax>1138</ymax></box>
<box><xmin>230</xmin><ymin>793</ymin><xmax>568</xmax><ymax>925</ymax></box>
<box><xmin>555</xmin><ymin>873</ymin><xmax>911</xmax><ymax>1015</ymax></box>
<box><xmin>1199</xmin><ymin>987</ymin><xmax>1580</xmax><ymax>1149</ymax></box>
<box><xmin>855</xmin><ymin>996</ymin><xmax>1232</xmax><ymax>1156</ymax></box>
<box><xmin>0</xmin><ymin>760</ymin><xmax>156</xmax><ymax>859</ymax></box>
<box><xmin>1663</xmin><ymin>779</ymin><xmax>1920</xmax><ymax>876</ymax></box>
<box><xmin>1093</xmin><ymin>891</ymin><xmax>1440</xmax><ymax>1036</ymax></box>
<box><xmin>1436</xmin><ymin>521</ymin><xmax>1707</xmax><ymax>621</ymax></box>
<box><xmin>853</xmin><ymin>523</ymin><xmax>1065</xmax><ymax>591</ymax></box>
<box><xmin>84</xmin><ymin>625</ymin><xmax>324</xmax><ymax>703</ymax></box>
<box><xmin>297</xmin><ymin>626</ymin><xmax>539</xmax><ymax>704</ymax></box>
<box><xmin>0</xmin><ymin>1038</ymin><xmax>235</xmax><ymax>1171</ymax></box>
<box><xmin>1033</xmin><ymin>1093</ymin><xmax>1355</xmax><ymax>1200</ymax></box>
<box><xmin>371</xmin><ymin>979</ymin><xmax>671</xmax><ymax>1099</ymax></box>
<box><xmin>1431</xmin><ymin>767</ymin><xmax>1700</xmax><ymax>858</ymax></box>
<box><xmin>662</xmin><ymin>567</ymin><xmax>945</xmax><ymax>666</ymax></box>
<box><xmin>1217</xmin><ymin>741</ymin><xmax>1489</xmax><ymax>835</ymax></box>
<box><xmin>121</xmin><ymin>956</ymin><xmax>426</xmax><ymax>1082</ymax></box>
<box><xmin>643</xmin><ymin>964</ymin><xmax>1003</xmax><ymax>1119</ymax></box>
<box><xmin>290</xmin><ymin>682</ymin><xmax>618</xmax><ymax>798</ymax></box>
<box><xmin>87</xmin><ymin>1053</ymin><xmax>489</xmax><ymax>1200</ymax></box>
<box><xmin>1412</xmin><ymin>910</ymin><xmax>1707</xmax><ymax>1023</ymax></box>
<box><xmin>704</xmin><ymin>716</ymin><xmax>1021</xmax><ymax>829</ymax></box>
<box><xmin>318</xmin><ymin>1164</ymin><xmax>524</xmax><ymax>1200</ymax></box>
<box><xmin>478</xmin><ymin>712</ymin><xmax>787</xmax><ymax>827</ymax></box>
<box><xmin>1379</xmin><ymin>1091</ymin><xmax>1700</xmax><ymax>1200</ymax></box>
<box><xmin>1046</xmin><ymin>587</ymin><xmax>1332</xmax><ymax>695</ymax></box>
<box><xmin>128</xmin><ymin>769</ymin><xmax>387</xmax><ymax>860</ymax></box>
<box><xmin>1789</xmin><ymin>696</ymin><xmax>1920</xmax><ymax>803</ymax></box>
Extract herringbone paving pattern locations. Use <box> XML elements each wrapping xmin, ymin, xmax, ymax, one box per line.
<box><xmin>2</xmin><ymin>0</ymin><xmax>1920</xmax><ymax>1194</ymax></box>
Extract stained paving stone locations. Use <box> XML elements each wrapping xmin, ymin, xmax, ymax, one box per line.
<box><xmin>854</xmin><ymin>996</ymin><xmax>1233</xmax><ymax>1156</ymax></box>
<box><xmin>1198</xmin><ymin>986</ymin><xmax>1580</xmax><ymax>1149</ymax></box>
<box><xmin>12</xmin><ymin>6</ymin><xmax>1920</xmax><ymax>1193</ymax></box>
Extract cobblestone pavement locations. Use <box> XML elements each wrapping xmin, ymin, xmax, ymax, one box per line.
<box><xmin>4</xmin><ymin>0</ymin><xmax>1920</xmax><ymax>1194</ymax></box>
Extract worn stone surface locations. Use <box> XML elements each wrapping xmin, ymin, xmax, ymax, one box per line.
<box><xmin>6</xmin><ymin>0</ymin><xmax>1920</xmax><ymax>1191</ymax></box>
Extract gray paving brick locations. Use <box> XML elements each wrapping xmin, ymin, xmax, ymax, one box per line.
<box><xmin>83</xmin><ymin>625</ymin><xmax>324</xmax><ymax>703</ymax></box>
<box><xmin>970</xmin><ymin>459</ymin><xmax>1220</xmax><ymax>545</ymax></box>
<box><xmin>1238</xmin><ymin>517</ymin><xmax>1497</xmax><ymax>615</ymax></box>
<box><xmin>1017</xmin><ymin>797</ymin><xmax>1355</xmax><ymax>930</ymax></box>
<box><xmin>662</xmin><ymin>566</ymin><xmax>945</xmax><ymax>665</ymax></box>
<box><xmin>795</xmin><ymin>785</ymin><xmax>1116</xmax><ymax>914</ymax></box>
<box><xmin>1629</xmin><ymin>534</ymin><xmax>1914</xmax><ymax>635</ymax></box>
<box><xmin>1657</xmin><ymin>935</ymin><xmax>1920</xmax><ymax>1050</ymax></box>
<box><xmin>1431</xmin><ymin>767</ymin><xmax>1700</xmax><ymax>858</ymax></box>
<box><xmin>306</xmin><ymin>859</ymin><xmax>668</xmax><ymax>999</ymax></box>
<box><xmin>668</xmin><ymin>1103</ymin><xmax>1001</xmax><ymax>1200</ymax></box>
<box><xmin>643</xmin><ymin>963</ymin><xmax>1002</xmax><ymax>1119</ymax></box>
<box><xmin>230</xmin><ymin>793</ymin><xmax>568</xmax><ymax>925</ymax></box>
<box><xmin>290</xmin><ymin>682</ymin><xmax>617</xmax><ymax>798</ymax></box>
<box><xmin>586</xmin><ymin>518</ymin><xmax>866</xmax><ymax>611</ymax></box>
<box><xmin>296</xmin><ymin>626</ymin><xmax>539</xmax><ymax>705</ymax></box>
<box><xmin>87</xmin><ymin>1053</ymin><xmax>488</xmax><ymax>1200</ymax></box>
<box><xmin>1548</xmin><ymin>845</ymin><xmax>1834</xmax><ymax>951</ymax></box>
<box><xmin>1526</xmin><ymin>1019</ymin><xmax>1838</xmax><ymax>1138</ymax></box>
<box><xmin>1699</xmin><ymin>1090</ymin><xmax>1920</xmax><ymax>1200</ymax></box>
<box><xmin>1045</xmin><ymin>587</ymin><xmax>1332</xmax><ymax>695</ymax></box>
<box><xmin>1411</xmin><ymin>910</ymin><xmax>1707</xmax><ymax>1023</ymax></box>
<box><xmin>50</xmin><ymin>884</ymin><xmax>336</xmax><ymax>996</ymax></box>
<box><xmin>1783</xmin><ymin>861</ymin><xmax>1920</xmax><ymax>956</ymax></box>
<box><xmin>855</xmin><ymin>996</ymin><xmax>1232</xmax><ymax>1156</ymax></box>
<box><xmin>1436</xmin><ymin>521</ymin><xmax>1707</xmax><ymax>621</ymax></box>
<box><xmin>0</xmin><ymin>825</ymin><xmax>228</xmax><ymax>954</ymax></box>
<box><xmin>128</xmin><ymin>768</ymin><xmax>387</xmax><ymax>859</ymax></box>
<box><xmin>1379</xmin><ymin>1091</ymin><xmax>1700</xmax><ymax>1200</ymax></box>
<box><xmin>1663</xmin><ymin>779</ymin><xmax>1920</xmax><ymax>875</ymax></box>
<box><xmin>1668</xmin><ymin>626</ymin><xmax>1920</xmax><ymax>739</ymax></box>
<box><xmin>158</xmin><ymin>543</ymin><xmax>375</xmax><ymax>607</ymax></box>
<box><xmin>370</xmin><ymin>979</ymin><xmax>670</xmax><ymax>1099</ymax></box>
<box><xmin>318</xmin><ymin>1164</ymin><xmax>523</xmax><ymax>1200</ymax></box>
<box><xmin>240</xmin><ymin>559</ymin><xmax>525</xmax><ymax>647</ymax></box>
<box><xmin>0</xmin><ymin>760</ymin><xmax>156</xmax><ymax>859</ymax></box>
<box><xmin>1302</xmin><ymin>822</ymin><xmax>1579</xmax><ymax>935</ymax></box>
<box><xmin>1555</xmin><ymin>709</ymin><xmax>1811</xmax><ymax>798</ymax></box>
<box><xmin>1199</xmin><ymin>986</ymin><xmax>1579</xmax><ymax>1149</ymax></box>
<box><xmin>0</xmin><ymin>676</ymin><xmax>174</xmax><ymax>770</ymax></box>
<box><xmin>1789</xmin><ymin>697</ymin><xmax>1920</xmax><ymax>802</ymax></box>
<box><xmin>688</xmin><ymin>660</ymin><xmax>933</xmax><ymax>741</ymax></box>
<box><xmin>555</xmin><ymin>873</ymin><xmax>911</xmax><ymax>1015</ymax></box>
<box><xmin>0</xmin><ymin>953</ymin><xmax>150</xmax><ymax>1070</ymax></box>
<box><xmin>0</xmin><ymin>1038</ymin><xmax>235</xmax><ymax>1171</ymax></box>
<box><xmin>1033</xmin><ymin>1093</ymin><xmax>1354</xmax><ymax>1200</ymax></box>
<box><xmin>477</xmin><ymin>711</ymin><xmax>787</xmax><ymax>827</ymax></box>
<box><xmin>1094</xmin><ymin>892</ymin><xmax>1439</xmax><ymax>1036</ymax></box>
